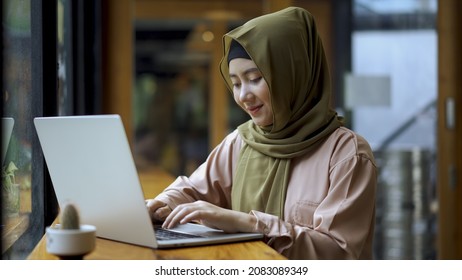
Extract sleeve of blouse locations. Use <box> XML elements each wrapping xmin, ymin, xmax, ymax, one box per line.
<box><xmin>154</xmin><ymin>130</ymin><xmax>241</xmax><ymax>210</ymax></box>
<box><xmin>250</xmin><ymin>155</ymin><xmax>377</xmax><ymax>259</ymax></box>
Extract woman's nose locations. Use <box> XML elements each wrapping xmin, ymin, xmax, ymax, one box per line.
<box><xmin>239</xmin><ymin>84</ymin><xmax>252</xmax><ymax>102</ymax></box>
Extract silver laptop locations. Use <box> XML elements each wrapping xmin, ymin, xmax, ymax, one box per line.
<box><xmin>2</xmin><ymin>117</ymin><xmax>15</xmax><ymax>163</ymax></box>
<box><xmin>34</xmin><ymin>114</ymin><xmax>263</xmax><ymax>249</ymax></box>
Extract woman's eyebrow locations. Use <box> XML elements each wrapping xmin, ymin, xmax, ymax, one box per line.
<box><xmin>229</xmin><ymin>68</ymin><xmax>260</xmax><ymax>78</ymax></box>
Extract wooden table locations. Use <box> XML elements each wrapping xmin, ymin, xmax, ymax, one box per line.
<box><xmin>2</xmin><ymin>214</ymin><xmax>29</xmax><ymax>254</ymax></box>
<box><xmin>27</xmin><ymin>166</ymin><xmax>286</xmax><ymax>260</ymax></box>
<box><xmin>3</xmin><ymin>183</ymin><xmax>32</xmax><ymax>254</ymax></box>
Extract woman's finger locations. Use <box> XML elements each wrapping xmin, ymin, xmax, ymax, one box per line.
<box><xmin>162</xmin><ymin>203</ymin><xmax>194</xmax><ymax>229</ymax></box>
<box><xmin>146</xmin><ymin>200</ymin><xmax>171</xmax><ymax>221</ymax></box>
<box><xmin>154</xmin><ymin>205</ymin><xmax>171</xmax><ymax>221</ymax></box>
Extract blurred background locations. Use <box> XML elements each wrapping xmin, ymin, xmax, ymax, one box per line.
<box><xmin>2</xmin><ymin>0</ymin><xmax>461</xmax><ymax>260</ymax></box>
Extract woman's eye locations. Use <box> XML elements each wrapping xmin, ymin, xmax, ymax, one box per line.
<box><xmin>250</xmin><ymin>77</ymin><xmax>262</xmax><ymax>84</ymax></box>
<box><xmin>232</xmin><ymin>83</ymin><xmax>241</xmax><ymax>89</ymax></box>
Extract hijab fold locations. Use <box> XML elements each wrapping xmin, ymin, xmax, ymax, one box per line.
<box><xmin>219</xmin><ymin>7</ymin><xmax>343</xmax><ymax>218</ymax></box>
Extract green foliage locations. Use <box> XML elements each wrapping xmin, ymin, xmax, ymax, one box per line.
<box><xmin>2</xmin><ymin>161</ymin><xmax>18</xmax><ymax>193</ymax></box>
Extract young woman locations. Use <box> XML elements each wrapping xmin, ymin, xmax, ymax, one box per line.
<box><xmin>146</xmin><ymin>6</ymin><xmax>377</xmax><ymax>259</ymax></box>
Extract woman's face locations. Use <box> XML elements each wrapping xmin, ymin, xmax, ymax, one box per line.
<box><xmin>229</xmin><ymin>58</ymin><xmax>273</xmax><ymax>127</ymax></box>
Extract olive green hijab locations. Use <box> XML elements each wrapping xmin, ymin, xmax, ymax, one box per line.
<box><xmin>219</xmin><ymin>7</ymin><xmax>343</xmax><ymax>218</ymax></box>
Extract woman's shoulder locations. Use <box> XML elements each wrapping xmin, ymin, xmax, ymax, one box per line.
<box><xmin>324</xmin><ymin>126</ymin><xmax>376</xmax><ymax>165</ymax></box>
<box><xmin>330</xmin><ymin>126</ymin><xmax>372</xmax><ymax>149</ymax></box>
<box><xmin>211</xmin><ymin>129</ymin><xmax>244</xmax><ymax>161</ymax></box>
<box><xmin>221</xmin><ymin>129</ymin><xmax>244</xmax><ymax>148</ymax></box>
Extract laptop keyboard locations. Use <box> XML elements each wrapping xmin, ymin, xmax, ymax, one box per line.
<box><xmin>154</xmin><ymin>226</ymin><xmax>203</xmax><ymax>240</ymax></box>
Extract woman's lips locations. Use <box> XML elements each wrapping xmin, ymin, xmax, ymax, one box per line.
<box><xmin>247</xmin><ymin>105</ymin><xmax>263</xmax><ymax>115</ymax></box>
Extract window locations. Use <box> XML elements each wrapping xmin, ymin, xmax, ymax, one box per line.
<box><xmin>2</xmin><ymin>0</ymin><xmax>47</xmax><ymax>259</ymax></box>
<box><xmin>2</xmin><ymin>0</ymin><xmax>101</xmax><ymax>259</ymax></box>
<box><xmin>351</xmin><ymin>0</ymin><xmax>438</xmax><ymax>260</ymax></box>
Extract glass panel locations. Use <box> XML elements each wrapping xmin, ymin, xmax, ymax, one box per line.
<box><xmin>352</xmin><ymin>0</ymin><xmax>438</xmax><ymax>260</ymax></box>
<box><xmin>2</xmin><ymin>0</ymin><xmax>34</xmax><ymax>258</ymax></box>
<box><xmin>57</xmin><ymin>0</ymin><xmax>73</xmax><ymax>115</ymax></box>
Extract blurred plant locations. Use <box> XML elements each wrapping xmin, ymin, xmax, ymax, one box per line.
<box><xmin>2</xmin><ymin>161</ymin><xmax>20</xmax><ymax>215</ymax></box>
<box><xmin>2</xmin><ymin>161</ymin><xmax>18</xmax><ymax>192</ymax></box>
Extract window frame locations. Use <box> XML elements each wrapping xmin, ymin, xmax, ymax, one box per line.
<box><xmin>2</xmin><ymin>0</ymin><xmax>103</xmax><ymax>259</ymax></box>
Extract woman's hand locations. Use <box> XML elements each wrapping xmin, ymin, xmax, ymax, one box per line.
<box><xmin>162</xmin><ymin>200</ymin><xmax>257</xmax><ymax>233</ymax></box>
<box><xmin>146</xmin><ymin>199</ymin><xmax>172</xmax><ymax>222</ymax></box>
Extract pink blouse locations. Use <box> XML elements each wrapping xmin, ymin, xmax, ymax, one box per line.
<box><xmin>154</xmin><ymin>126</ymin><xmax>377</xmax><ymax>259</ymax></box>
